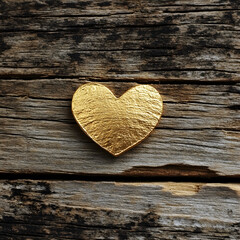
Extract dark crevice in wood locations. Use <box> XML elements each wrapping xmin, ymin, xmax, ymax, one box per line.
<box><xmin>0</xmin><ymin>219</ymin><xmax>164</xmax><ymax>232</ymax></box>
<box><xmin>228</xmin><ymin>105</ymin><xmax>240</xmax><ymax>110</ymax></box>
<box><xmin>0</xmin><ymin>68</ymin><xmax>238</xmax><ymax>73</ymax></box>
<box><xmin>0</xmin><ymin>165</ymin><xmax>239</xmax><ymax>183</ymax></box>
<box><xmin>122</xmin><ymin>164</ymin><xmax>240</xmax><ymax>179</ymax></box>
<box><xmin>0</xmin><ymin>75</ymin><xmax>239</xmax><ymax>85</ymax></box>
<box><xmin>164</xmin><ymin>100</ymin><xmax>226</xmax><ymax>106</ymax></box>
<box><xmin>0</xmin><ymin>95</ymin><xmax>72</xmax><ymax>102</ymax></box>
<box><xmin>5</xmin><ymin>12</ymin><xmax>135</xmax><ymax>19</ymax></box>
<box><xmin>0</xmin><ymin>75</ymin><xmax>79</xmax><ymax>80</ymax></box>
<box><xmin>0</xmin><ymin>232</ymin><xmax>44</xmax><ymax>239</ymax></box>
<box><xmin>157</xmin><ymin>126</ymin><xmax>240</xmax><ymax>131</ymax></box>
<box><xmin>164</xmin><ymin>8</ymin><xmax>240</xmax><ymax>13</ymax></box>
<box><xmin>143</xmin><ymin>69</ymin><xmax>238</xmax><ymax>74</ymax></box>
<box><xmin>2</xmin><ymin>22</ymin><xmax>240</xmax><ymax>34</ymax></box>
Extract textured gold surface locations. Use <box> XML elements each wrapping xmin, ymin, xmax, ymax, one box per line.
<box><xmin>72</xmin><ymin>83</ymin><xmax>163</xmax><ymax>156</ymax></box>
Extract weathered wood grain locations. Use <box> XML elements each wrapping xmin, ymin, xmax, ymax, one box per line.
<box><xmin>0</xmin><ymin>0</ymin><xmax>239</xmax><ymax>81</ymax></box>
<box><xmin>1</xmin><ymin>79</ymin><xmax>239</xmax><ymax>130</ymax></box>
<box><xmin>0</xmin><ymin>180</ymin><xmax>239</xmax><ymax>239</ymax></box>
<box><xmin>0</xmin><ymin>1</ymin><xmax>240</xmax><ymax>239</ymax></box>
<box><xmin>0</xmin><ymin>1</ymin><xmax>239</xmax><ymax>239</ymax></box>
<box><xmin>0</xmin><ymin>1</ymin><xmax>239</xmax><ymax>177</ymax></box>
<box><xmin>0</xmin><ymin>80</ymin><xmax>239</xmax><ymax>176</ymax></box>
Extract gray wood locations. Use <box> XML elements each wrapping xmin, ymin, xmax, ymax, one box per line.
<box><xmin>1</xmin><ymin>80</ymin><xmax>239</xmax><ymax>130</ymax></box>
<box><xmin>0</xmin><ymin>1</ymin><xmax>240</xmax><ymax>239</ymax></box>
<box><xmin>0</xmin><ymin>180</ymin><xmax>239</xmax><ymax>239</ymax></box>
<box><xmin>0</xmin><ymin>0</ymin><xmax>239</xmax><ymax>177</ymax></box>
<box><xmin>0</xmin><ymin>0</ymin><xmax>239</xmax><ymax>81</ymax></box>
<box><xmin>0</xmin><ymin>80</ymin><xmax>239</xmax><ymax>176</ymax></box>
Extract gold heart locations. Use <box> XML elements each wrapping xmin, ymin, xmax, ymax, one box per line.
<box><xmin>72</xmin><ymin>83</ymin><xmax>163</xmax><ymax>156</ymax></box>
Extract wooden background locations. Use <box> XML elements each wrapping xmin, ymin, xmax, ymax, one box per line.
<box><xmin>0</xmin><ymin>0</ymin><xmax>239</xmax><ymax>239</ymax></box>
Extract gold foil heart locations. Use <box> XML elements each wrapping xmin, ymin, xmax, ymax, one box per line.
<box><xmin>72</xmin><ymin>83</ymin><xmax>163</xmax><ymax>156</ymax></box>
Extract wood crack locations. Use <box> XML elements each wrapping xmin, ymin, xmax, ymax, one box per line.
<box><xmin>0</xmin><ymin>168</ymin><xmax>239</xmax><ymax>183</ymax></box>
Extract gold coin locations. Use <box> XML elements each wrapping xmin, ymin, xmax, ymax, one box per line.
<box><xmin>72</xmin><ymin>83</ymin><xmax>163</xmax><ymax>156</ymax></box>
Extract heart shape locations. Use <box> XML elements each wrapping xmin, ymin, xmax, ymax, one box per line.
<box><xmin>72</xmin><ymin>83</ymin><xmax>163</xmax><ymax>156</ymax></box>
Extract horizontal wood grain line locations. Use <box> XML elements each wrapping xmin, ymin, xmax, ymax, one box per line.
<box><xmin>0</xmin><ymin>180</ymin><xmax>239</xmax><ymax>239</ymax></box>
<box><xmin>164</xmin><ymin>8</ymin><xmax>240</xmax><ymax>13</ymax></box>
<box><xmin>1</xmin><ymin>76</ymin><xmax>240</xmax><ymax>85</ymax></box>
<box><xmin>0</xmin><ymin>170</ymin><xmax>239</xmax><ymax>183</ymax></box>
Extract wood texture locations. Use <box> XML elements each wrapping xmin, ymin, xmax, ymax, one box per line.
<box><xmin>0</xmin><ymin>1</ymin><xmax>240</xmax><ymax>239</ymax></box>
<box><xmin>0</xmin><ymin>1</ymin><xmax>239</xmax><ymax>177</ymax></box>
<box><xmin>0</xmin><ymin>0</ymin><xmax>239</xmax><ymax>81</ymax></box>
<box><xmin>0</xmin><ymin>80</ymin><xmax>239</xmax><ymax>176</ymax></box>
<box><xmin>0</xmin><ymin>180</ymin><xmax>239</xmax><ymax>239</ymax></box>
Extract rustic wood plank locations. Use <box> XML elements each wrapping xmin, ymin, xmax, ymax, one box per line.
<box><xmin>1</xmin><ymin>120</ymin><xmax>239</xmax><ymax>176</ymax></box>
<box><xmin>1</xmin><ymin>79</ymin><xmax>239</xmax><ymax>130</ymax></box>
<box><xmin>1</xmin><ymin>0</ymin><xmax>240</xmax><ymax>16</ymax></box>
<box><xmin>0</xmin><ymin>180</ymin><xmax>239</xmax><ymax>239</ymax></box>
<box><xmin>0</xmin><ymin>79</ymin><xmax>239</xmax><ymax>176</ymax></box>
<box><xmin>0</xmin><ymin>0</ymin><xmax>239</xmax><ymax>81</ymax></box>
<box><xmin>0</xmin><ymin>2</ymin><xmax>239</xmax><ymax>239</ymax></box>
